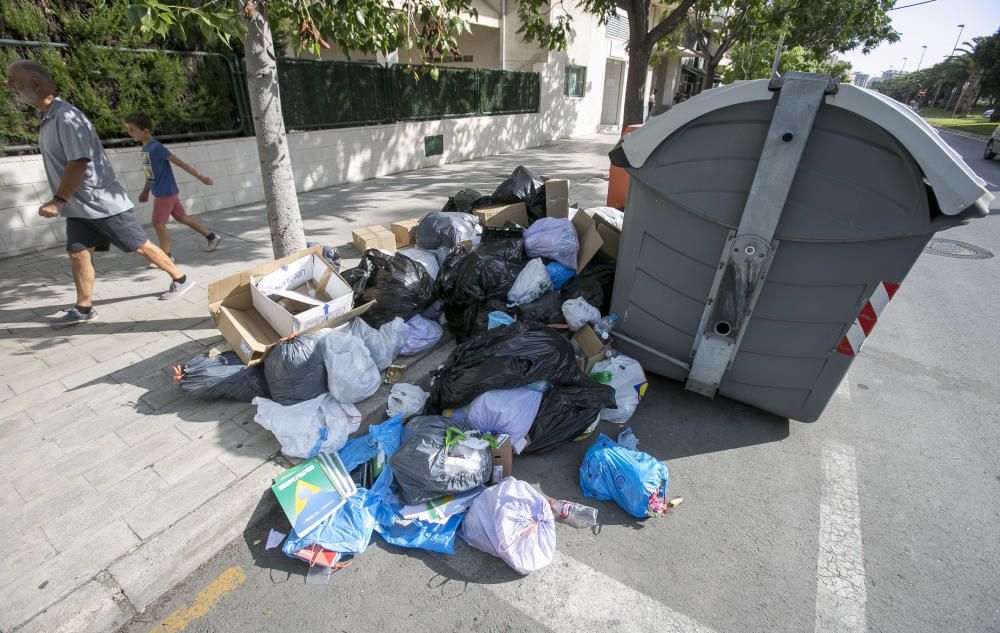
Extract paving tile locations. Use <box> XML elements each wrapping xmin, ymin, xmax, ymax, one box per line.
<box><xmin>127</xmin><ymin>459</ymin><xmax>236</xmax><ymax>540</ymax></box>
<box><xmin>1</xmin><ymin>476</ymin><xmax>96</xmax><ymax>537</ymax></box>
<box><xmin>59</xmin><ymin>351</ymin><xmax>143</xmax><ymax>390</ymax></box>
<box><xmin>216</xmin><ymin>427</ymin><xmax>280</xmax><ymax>478</ymax></box>
<box><xmin>12</xmin><ymin>433</ymin><xmax>130</xmax><ymax>494</ymax></box>
<box><xmin>54</xmin><ymin>406</ymin><xmax>146</xmax><ymax>453</ymax></box>
<box><xmin>154</xmin><ymin>419</ymin><xmax>250</xmax><ymax>485</ymax></box>
<box><xmin>0</xmin><ymin>519</ymin><xmax>141</xmax><ymax>632</ymax></box>
<box><xmin>83</xmin><ymin>426</ymin><xmax>190</xmax><ymax>490</ymax></box>
<box><xmin>43</xmin><ymin>467</ymin><xmax>166</xmax><ymax>551</ymax></box>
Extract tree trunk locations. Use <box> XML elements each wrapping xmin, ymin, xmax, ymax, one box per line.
<box><xmin>242</xmin><ymin>1</ymin><xmax>307</xmax><ymax>258</ymax></box>
<box><xmin>953</xmin><ymin>69</ymin><xmax>982</xmax><ymax>118</ymax></box>
<box><xmin>621</xmin><ymin>0</ymin><xmax>651</xmax><ymax>128</ymax></box>
<box><xmin>702</xmin><ymin>61</ymin><xmax>717</xmax><ymax>91</ymax></box>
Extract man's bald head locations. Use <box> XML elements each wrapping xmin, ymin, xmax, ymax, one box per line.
<box><xmin>5</xmin><ymin>59</ymin><xmax>55</xmax><ymax>109</ymax></box>
<box><xmin>6</xmin><ymin>60</ymin><xmax>55</xmax><ymax>90</ymax></box>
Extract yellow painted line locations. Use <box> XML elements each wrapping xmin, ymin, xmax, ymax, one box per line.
<box><xmin>152</xmin><ymin>566</ymin><xmax>247</xmax><ymax>632</ymax></box>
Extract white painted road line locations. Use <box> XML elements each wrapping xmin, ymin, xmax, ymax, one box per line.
<box><xmin>447</xmin><ymin>546</ymin><xmax>720</xmax><ymax>633</ymax></box>
<box><xmin>815</xmin><ymin>442</ymin><xmax>867</xmax><ymax>633</ymax></box>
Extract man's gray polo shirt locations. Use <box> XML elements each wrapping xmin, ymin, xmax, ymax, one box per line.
<box><xmin>38</xmin><ymin>98</ymin><xmax>133</xmax><ymax>219</ymax></box>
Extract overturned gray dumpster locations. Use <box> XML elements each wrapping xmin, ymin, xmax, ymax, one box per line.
<box><xmin>608</xmin><ymin>72</ymin><xmax>993</xmax><ymax>422</ymax></box>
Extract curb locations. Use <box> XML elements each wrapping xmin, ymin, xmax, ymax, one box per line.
<box><xmin>930</xmin><ymin>124</ymin><xmax>993</xmax><ymax>141</ymax></box>
<box><xmin>10</xmin><ymin>338</ymin><xmax>456</xmax><ymax>633</ymax></box>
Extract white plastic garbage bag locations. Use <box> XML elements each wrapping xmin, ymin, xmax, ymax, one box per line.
<box><xmin>386</xmin><ymin>383</ymin><xmax>429</xmax><ymax>419</ymax></box>
<box><xmin>561</xmin><ymin>297</ymin><xmax>601</xmax><ymax>332</ymax></box>
<box><xmin>590</xmin><ymin>355</ymin><xmax>648</xmax><ymax>424</ymax></box>
<box><xmin>523</xmin><ymin>217</ymin><xmax>579</xmax><ymax>270</ymax></box>
<box><xmin>399</xmin><ymin>248</ymin><xmax>441</xmax><ymax>280</ymax></box>
<box><xmin>399</xmin><ymin>314</ymin><xmax>444</xmax><ymax>356</ymax></box>
<box><xmin>252</xmin><ymin>393</ymin><xmax>362</xmax><ymax>459</ymax></box>
<box><xmin>319</xmin><ymin>330</ymin><xmax>381</xmax><ymax>403</ymax></box>
<box><xmin>350</xmin><ymin>317</ymin><xmax>408</xmax><ymax>370</ymax></box>
<box><xmin>507</xmin><ymin>258</ymin><xmax>553</xmax><ymax>306</ymax></box>
<box><xmin>468</xmin><ymin>387</ymin><xmax>542</xmax><ymax>452</ymax></box>
<box><xmin>461</xmin><ymin>477</ymin><xmax>556</xmax><ymax>575</ymax></box>
<box><xmin>587</xmin><ymin>206</ymin><xmax>624</xmax><ymax>231</ymax></box>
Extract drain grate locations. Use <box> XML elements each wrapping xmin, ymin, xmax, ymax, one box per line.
<box><xmin>923</xmin><ymin>238</ymin><xmax>994</xmax><ymax>259</ymax></box>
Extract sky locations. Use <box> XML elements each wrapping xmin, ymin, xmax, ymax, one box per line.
<box><xmin>840</xmin><ymin>0</ymin><xmax>1000</xmax><ymax>78</ymax></box>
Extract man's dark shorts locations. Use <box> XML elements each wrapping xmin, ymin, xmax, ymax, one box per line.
<box><xmin>66</xmin><ymin>210</ymin><xmax>149</xmax><ymax>253</ymax></box>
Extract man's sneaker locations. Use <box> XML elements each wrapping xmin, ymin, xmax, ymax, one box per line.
<box><xmin>205</xmin><ymin>234</ymin><xmax>222</xmax><ymax>252</ymax></box>
<box><xmin>50</xmin><ymin>306</ymin><xmax>98</xmax><ymax>328</ymax></box>
<box><xmin>149</xmin><ymin>254</ymin><xmax>175</xmax><ymax>269</ymax></box>
<box><xmin>160</xmin><ymin>277</ymin><xmax>195</xmax><ymax>301</ymax></box>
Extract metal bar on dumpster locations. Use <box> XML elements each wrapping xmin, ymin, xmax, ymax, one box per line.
<box><xmin>685</xmin><ymin>72</ymin><xmax>839</xmax><ymax>399</ymax></box>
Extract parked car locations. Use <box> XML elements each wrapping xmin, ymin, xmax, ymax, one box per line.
<box><xmin>985</xmin><ymin>125</ymin><xmax>1000</xmax><ymax>160</ymax></box>
<box><xmin>984</xmin><ymin>108</ymin><xmax>994</xmax><ymax>119</ymax></box>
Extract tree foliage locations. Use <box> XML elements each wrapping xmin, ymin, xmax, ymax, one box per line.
<box><xmin>724</xmin><ymin>40</ymin><xmax>851</xmax><ymax>83</ymax></box>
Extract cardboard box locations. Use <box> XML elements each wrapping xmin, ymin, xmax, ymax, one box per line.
<box><xmin>596</xmin><ymin>222</ymin><xmax>620</xmax><ymax>260</ymax></box>
<box><xmin>352</xmin><ymin>226</ymin><xmax>396</xmax><ymax>253</ymax></box>
<box><xmin>569</xmin><ymin>210</ymin><xmax>604</xmax><ymax>272</ymax></box>
<box><xmin>490</xmin><ymin>434</ymin><xmax>513</xmax><ymax>483</ymax></box>
<box><xmin>475</xmin><ymin>202</ymin><xmax>529</xmax><ymax>228</ymax></box>
<box><xmin>574</xmin><ymin>324</ymin><xmax>612</xmax><ymax>375</ymax></box>
<box><xmin>544</xmin><ymin>179</ymin><xmax>570</xmax><ymax>218</ymax></box>
<box><xmin>390</xmin><ymin>218</ymin><xmax>420</xmax><ymax>247</ymax></box>
<box><xmin>251</xmin><ymin>252</ymin><xmax>355</xmax><ymax>337</ymax></box>
<box><xmin>208</xmin><ymin>245</ymin><xmax>373</xmax><ymax>366</ymax></box>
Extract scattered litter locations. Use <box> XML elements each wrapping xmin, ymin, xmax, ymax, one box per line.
<box><xmin>617</xmin><ymin>426</ymin><xmax>639</xmax><ymax>450</ymax></box>
<box><xmin>580</xmin><ymin>434</ymin><xmax>669</xmax><ymax>519</ymax></box>
<box><xmin>385</xmin><ymin>363</ymin><xmax>407</xmax><ymax>384</ymax></box>
<box><xmin>549</xmin><ymin>499</ymin><xmax>599</xmax><ymax>528</ymax></box>
<box><xmin>265</xmin><ymin>529</ymin><xmax>286</xmax><ymax>550</ymax></box>
<box><xmin>668</xmin><ymin>497</ymin><xmax>684</xmax><ymax>508</ymax></box>
<box><xmin>462</xmin><ymin>477</ymin><xmax>556</xmax><ymax>575</ymax></box>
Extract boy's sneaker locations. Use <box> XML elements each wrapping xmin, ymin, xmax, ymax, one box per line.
<box><xmin>149</xmin><ymin>254</ymin><xmax>175</xmax><ymax>269</ymax></box>
<box><xmin>50</xmin><ymin>306</ymin><xmax>98</xmax><ymax>329</ymax></box>
<box><xmin>160</xmin><ymin>276</ymin><xmax>195</xmax><ymax>301</ymax></box>
<box><xmin>205</xmin><ymin>234</ymin><xmax>222</xmax><ymax>252</ymax></box>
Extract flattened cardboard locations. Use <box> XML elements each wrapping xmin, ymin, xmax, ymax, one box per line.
<box><xmin>596</xmin><ymin>223</ymin><xmax>620</xmax><ymax>260</ymax></box>
<box><xmin>570</xmin><ymin>211</ymin><xmax>604</xmax><ymax>272</ymax></box>
<box><xmin>390</xmin><ymin>218</ymin><xmax>420</xmax><ymax>247</ymax></box>
<box><xmin>574</xmin><ymin>325</ymin><xmax>612</xmax><ymax>374</ymax></box>
<box><xmin>544</xmin><ymin>179</ymin><xmax>569</xmax><ymax>218</ymax></box>
<box><xmin>208</xmin><ymin>245</ymin><xmax>373</xmax><ymax>366</ymax></box>
<box><xmin>474</xmin><ymin>202</ymin><xmax>529</xmax><ymax>228</ymax></box>
<box><xmin>352</xmin><ymin>226</ymin><xmax>396</xmax><ymax>253</ymax></box>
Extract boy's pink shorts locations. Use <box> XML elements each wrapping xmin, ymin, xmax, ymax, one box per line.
<box><xmin>152</xmin><ymin>195</ymin><xmax>188</xmax><ymax>224</ymax></box>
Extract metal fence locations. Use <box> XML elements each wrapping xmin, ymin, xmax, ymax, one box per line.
<box><xmin>1</xmin><ymin>39</ymin><xmax>542</xmax><ymax>152</ymax></box>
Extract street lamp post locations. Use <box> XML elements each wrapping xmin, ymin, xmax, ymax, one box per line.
<box><xmin>950</xmin><ymin>24</ymin><xmax>965</xmax><ymax>57</ymax></box>
<box><xmin>901</xmin><ymin>57</ymin><xmax>908</xmax><ymax>73</ymax></box>
<box><xmin>916</xmin><ymin>45</ymin><xmax>927</xmax><ymax>71</ymax></box>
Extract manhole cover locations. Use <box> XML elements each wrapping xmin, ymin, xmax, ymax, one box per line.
<box><xmin>923</xmin><ymin>238</ymin><xmax>994</xmax><ymax>259</ymax></box>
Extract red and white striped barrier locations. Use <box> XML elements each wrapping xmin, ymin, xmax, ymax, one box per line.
<box><xmin>835</xmin><ymin>281</ymin><xmax>901</xmax><ymax>357</ymax></box>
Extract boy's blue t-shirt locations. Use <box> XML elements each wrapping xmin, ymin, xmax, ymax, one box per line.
<box><xmin>140</xmin><ymin>139</ymin><xmax>179</xmax><ymax>197</ymax></box>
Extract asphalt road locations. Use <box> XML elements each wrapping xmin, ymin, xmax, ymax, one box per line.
<box><xmin>119</xmin><ymin>131</ymin><xmax>1000</xmax><ymax>633</ymax></box>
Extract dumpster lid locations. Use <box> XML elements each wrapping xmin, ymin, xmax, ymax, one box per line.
<box><xmin>619</xmin><ymin>79</ymin><xmax>994</xmax><ymax>216</ymax></box>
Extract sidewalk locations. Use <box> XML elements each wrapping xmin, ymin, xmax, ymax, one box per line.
<box><xmin>0</xmin><ymin>133</ymin><xmax>617</xmax><ymax>632</ymax></box>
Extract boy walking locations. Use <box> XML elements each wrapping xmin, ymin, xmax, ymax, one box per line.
<box><xmin>4</xmin><ymin>60</ymin><xmax>195</xmax><ymax>328</ymax></box>
<box><xmin>124</xmin><ymin>112</ymin><xmax>221</xmax><ymax>261</ymax></box>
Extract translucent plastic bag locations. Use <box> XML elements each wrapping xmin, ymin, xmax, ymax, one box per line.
<box><xmin>319</xmin><ymin>330</ymin><xmax>381</xmax><ymax>403</ymax></box>
<box><xmin>386</xmin><ymin>383</ymin><xmax>429</xmax><ymax>420</ymax></box>
<box><xmin>561</xmin><ymin>297</ymin><xmax>601</xmax><ymax>332</ymax></box>
<box><xmin>579</xmin><ymin>434</ymin><xmax>668</xmax><ymax>519</ymax></box>
<box><xmin>545</xmin><ymin>261</ymin><xmax>576</xmax><ymax>291</ymax></box>
<box><xmin>461</xmin><ymin>477</ymin><xmax>556</xmax><ymax>575</ymax></box>
<box><xmin>507</xmin><ymin>258</ymin><xmax>553</xmax><ymax>306</ymax></box>
<box><xmin>399</xmin><ymin>314</ymin><xmax>443</xmax><ymax>356</ymax></box>
<box><xmin>523</xmin><ymin>217</ymin><xmax>579</xmax><ymax>270</ymax></box>
<box><xmin>590</xmin><ymin>355</ymin><xmax>648</xmax><ymax>424</ymax></box>
<box><xmin>263</xmin><ymin>334</ymin><xmax>327</xmax><ymax>405</ymax></box>
<box><xmin>252</xmin><ymin>393</ymin><xmax>362</xmax><ymax>458</ymax></box>
<box><xmin>467</xmin><ymin>387</ymin><xmax>542</xmax><ymax>451</ymax></box>
<box><xmin>399</xmin><ymin>248</ymin><xmax>441</xmax><ymax>280</ymax></box>
<box><xmin>350</xmin><ymin>317</ymin><xmax>408</xmax><ymax>370</ymax></box>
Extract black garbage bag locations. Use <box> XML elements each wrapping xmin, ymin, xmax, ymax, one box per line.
<box><xmin>415</xmin><ymin>211</ymin><xmax>480</xmax><ymax>251</ymax></box>
<box><xmin>389</xmin><ymin>415</ymin><xmax>493</xmax><ymax>505</ymax></box>
<box><xmin>175</xmin><ymin>351</ymin><xmax>269</xmax><ymax>402</ymax></box>
<box><xmin>522</xmin><ymin>380</ymin><xmax>617</xmax><ymax>453</ymax></box>
<box><xmin>436</xmin><ymin>225</ymin><xmax>528</xmax><ymax>340</ymax></box>
<box><xmin>442</xmin><ymin>189</ymin><xmax>493</xmax><ymax>214</ymax></box>
<box><xmin>516</xmin><ymin>260</ymin><xmax>617</xmax><ymax>326</ymax></box>
<box><xmin>491</xmin><ymin>166</ymin><xmax>546</xmax><ymax>224</ymax></box>
<box><xmin>263</xmin><ymin>333</ymin><xmax>327</xmax><ymax>405</ymax></box>
<box><xmin>306</xmin><ymin>241</ymin><xmax>342</xmax><ymax>272</ymax></box>
<box><xmin>342</xmin><ymin>249</ymin><xmax>437</xmax><ymax>327</ymax></box>
<box><xmin>429</xmin><ymin>323</ymin><xmax>581</xmax><ymax>409</ymax></box>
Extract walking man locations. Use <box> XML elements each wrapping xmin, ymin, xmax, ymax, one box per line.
<box><xmin>4</xmin><ymin>60</ymin><xmax>195</xmax><ymax>328</ymax></box>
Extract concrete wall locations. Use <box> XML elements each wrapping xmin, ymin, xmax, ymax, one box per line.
<box><xmin>0</xmin><ymin>53</ymin><xmax>602</xmax><ymax>258</ymax></box>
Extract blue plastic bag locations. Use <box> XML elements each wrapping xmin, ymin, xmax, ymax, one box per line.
<box><xmin>487</xmin><ymin>311</ymin><xmax>515</xmax><ymax>329</ymax></box>
<box><xmin>579</xmin><ymin>434</ymin><xmax>668</xmax><ymax>519</ymax></box>
<box><xmin>545</xmin><ymin>261</ymin><xmax>576</xmax><ymax>291</ymax></box>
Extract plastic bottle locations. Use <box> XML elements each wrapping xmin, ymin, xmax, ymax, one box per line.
<box><xmin>593</xmin><ymin>313</ymin><xmax>618</xmax><ymax>340</ymax></box>
<box><xmin>618</xmin><ymin>426</ymin><xmax>639</xmax><ymax>450</ymax></box>
<box><xmin>549</xmin><ymin>499</ymin><xmax>599</xmax><ymax>528</ymax></box>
